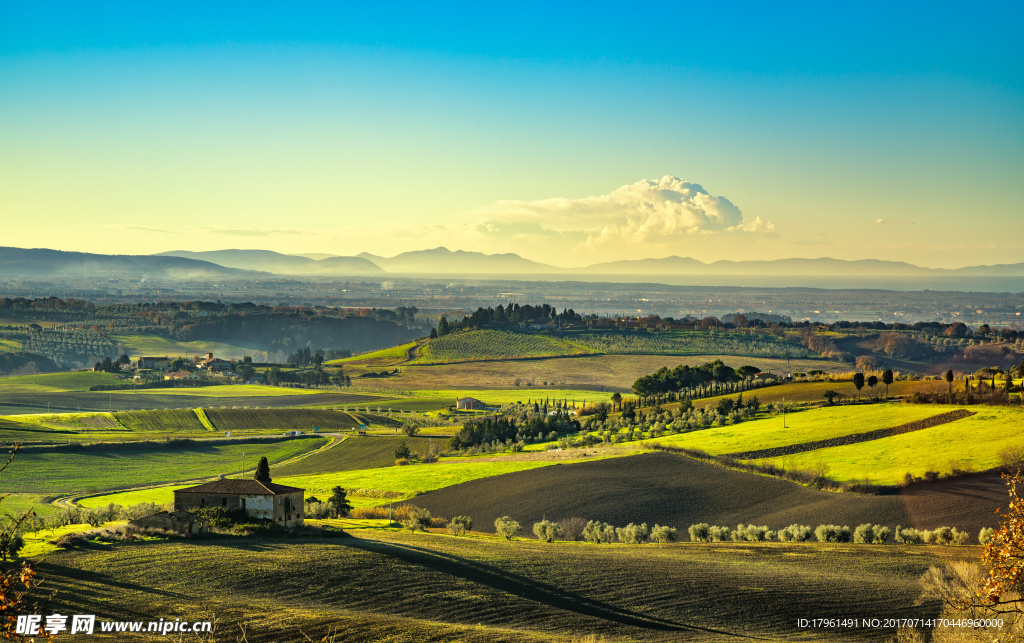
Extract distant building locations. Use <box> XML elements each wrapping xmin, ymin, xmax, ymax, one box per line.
<box><xmin>137</xmin><ymin>356</ymin><xmax>172</xmax><ymax>370</ymax></box>
<box><xmin>456</xmin><ymin>397</ymin><xmax>492</xmax><ymax>410</ymax></box>
<box><xmin>194</xmin><ymin>352</ymin><xmax>233</xmax><ymax>372</ymax></box>
<box><xmin>173</xmin><ymin>479</ymin><xmax>305</xmax><ymax>527</ymax></box>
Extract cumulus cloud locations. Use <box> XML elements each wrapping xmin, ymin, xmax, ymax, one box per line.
<box><xmin>475</xmin><ymin>177</ymin><xmax>772</xmax><ymax>249</ymax></box>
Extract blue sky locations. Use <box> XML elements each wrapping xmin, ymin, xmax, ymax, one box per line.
<box><xmin>1</xmin><ymin>2</ymin><xmax>1021</xmax><ymax>266</ymax></box>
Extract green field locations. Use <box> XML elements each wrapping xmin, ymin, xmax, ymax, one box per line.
<box><xmin>330</xmin><ymin>340</ymin><xmax>420</xmax><ymax>366</ymax></box>
<box><xmin>113</xmin><ymin>384</ymin><xmax>320</xmax><ymax>397</ymax></box>
<box><xmin>412</xmin><ymin>330</ymin><xmax>590</xmax><ymax>364</ymax></box>
<box><xmin>84</xmin><ymin>454</ymin><xmax>619</xmax><ymax>508</ymax></box>
<box><xmin>36</xmin><ymin>530</ymin><xmax>944</xmax><ymax>642</ymax></box>
<box><xmin>0</xmin><ymin>371</ymin><xmax>121</xmax><ymax>392</ymax></box>
<box><xmin>755</xmin><ymin>406</ymin><xmax>1024</xmax><ymax>484</ymax></box>
<box><xmin>109</xmin><ymin>333</ymin><xmax>255</xmax><ymax>360</ymax></box>
<box><xmin>393</xmin><ymin>388</ymin><xmax>612</xmax><ymax>406</ymax></box>
<box><xmin>649</xmin><ymin>403</ymin><xmax>955</xmax><ymax>456</ymax></box>
<box><xmin>1</xmin><ymin>437</ymin><xmax>327</xmax><ymax>495</ymax></box>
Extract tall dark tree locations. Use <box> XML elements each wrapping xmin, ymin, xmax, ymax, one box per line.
<box><xmin>330</xmin><ymin>486</ymin><xmax>352</xmax><ymax>518</ymax></box>
<box><xmin>853</xmin><ymin>372</ymin><xmax>865</xmax><ymax>402</ymax></box>
<box><xmin>253</xmin><ymin>456</ymin><xmax>271</xmax><ymax>483</ymax></box>
<box><xmin>882</xmin><ymin>369</ymin><xmax>893</xmax><ymax>399</ymax></box>
<box><xmin>867</xmin><ymin>375</ymin><xmax>879</xmax><ymax>400</ymax></box>
<box><xmin>945</xmin><ymin>369</ymin><xmax>955</xmax><ymax>404</ymax></box>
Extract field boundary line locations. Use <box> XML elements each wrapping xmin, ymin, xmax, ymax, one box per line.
<box><xmin>193</xmin><ymin>407</ymin><xmax>215</xmax><ymax>431</ymax></box>
<box><xmin>725</xmin><ymin>408</ymin><xmax>977</xmax><ymax>460</ymax></box>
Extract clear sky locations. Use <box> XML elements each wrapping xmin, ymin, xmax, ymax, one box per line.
<box><xmin>1</xmin><ymin>2</ymin><xmax>1022</xmax><ymax>268</ymax></box>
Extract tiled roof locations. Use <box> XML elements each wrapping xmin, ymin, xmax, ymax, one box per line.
<box><xmin>175</xmin><ymin>479</ymin><xmax>304</xmax><ymax>495</ymax></box>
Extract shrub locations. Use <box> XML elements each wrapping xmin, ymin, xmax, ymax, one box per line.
<box><xmin>708</xmin><ymin>525</ymin><xmax>732</xmax><ymax>542</ymax></box>
<box><xmin>814</xmin><ymin>524</ymin><xmax>851</xmax><ymax>543</ymax></box>
<box><xmin>733</xmin><ymin>524</ymin><xmax>770</xmax><ymax>542</ymax></box>
<box><xmin>50</xmin><ymin>533</ymin><xmax>86</xmax><ymax>549</ymax></box>
<box><xmin>394</xmin><ymin>458</ymin><xmax>409</xmax><ymax>466</ymax></box>
<box><xmin>560</xmin><ymin>517</ymin><xmax>587</xmax><ymax>541</ymax></box>
<box><xmin>979</xmin><ymin>527</ymin><xmax>995</xmax><ymax>545</ymax></box>
<box><xmin>873</xmin><ymin>526</ymin><xmax>891</xmax><ymax>544</ymax></box>
<box><xmin>778</xmin><ymin>524</ymin><xmax>813</xmax><ymax>542</ymax></box>
<box><xmin>405</xmin><ymin>508</ymin><xmax>432</xmax><ymax>531</ymax></box>
<box><xmin>448</xmin><ymin>515</ymin><xmax>472</xmax><ymax>536</ymax></box>
<box><xmin>195</xmin><ymin>506</ymin><xmax>247</xmax><ymax>528</ymax></box>
<box><xmin>688</xmin><ymin>523</ymin><xmax>710</xmax><ymax>542</ymax></box>
<box><xmin>304</xmin><ymin>501</ymin><xmax>333</xmax><ymax>520</ymax></box>
<box><xmin>853</xmin><ymin>523</ymin><xmax>876</xmax><ymax>544</ymax></box>
<box><xmin>896</xmin><ymin>527</ymin><xmax>924</xmax><ymax>545</ymax></box>
<box><xmin>583</xmin><ymin>520</ymin><xmax>617</xmax><ymax>544</ymax></box>
<box><xmin>495</xmin><ymin>516</ymin><xmax>522</xmax><ymax>541</ymax></box>
<box><xmin>351</xmin><ymin>505</ymin><xmax>414</xmax><ymax>522</ymax></box>
<box><xmin>650</xmin><ymin>524</ymin><xmax>677</xmax><ymax>544</ymax></box>
<box><xmin>616</xmin><ymin>522</ymin><xmax>650</xmax><ymax>545</ymax></box>
<box><xmin>533</xmin><ymin>519</ymin><xmax>563</xmax><ymax>542</ymax></box>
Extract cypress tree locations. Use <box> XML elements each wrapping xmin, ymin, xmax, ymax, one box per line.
<box><xmin>254</xmin><ymin>456</ymin><xmax>272</xmax><ymax>483</ymax></box>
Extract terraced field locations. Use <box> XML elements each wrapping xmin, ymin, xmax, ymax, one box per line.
<box><xmin>37</xmin><ymin>528</ymin><xmax>944</xmax><ymax>642</ymax></box>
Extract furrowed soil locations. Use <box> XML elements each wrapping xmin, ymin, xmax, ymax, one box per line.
<box><xmin>405</xmin><ymin>452</ymin><xmax>1005</xmax><ymax>535</ymax></box>
<box><xmin>273</xmin><ymin>436</ymin><xmax>441</xmax><ymax>476</ymax></box>
<box><xmin>201</xmin><ymin>408</ymin><xmax>362</xmax><ymax>432</ymax></box>
<box><xmin>38</xmin><ymin>529</ymin><xmax>943</xmax><ymax>642</ymax></box>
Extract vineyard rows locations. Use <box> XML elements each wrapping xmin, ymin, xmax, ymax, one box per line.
<box><xmin>570</xmin><ymin>332</ymin><xmax>813</xmax><ymax>358</ymax></box>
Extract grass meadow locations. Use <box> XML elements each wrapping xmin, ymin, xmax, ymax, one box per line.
<box><xmin>754</xmin><ymin>406</ymin><xmax>1024</xmax><ymax>485</ymax></box>
<box><xmin>649</xmin><ymin>403</ymin><xmax>958</xmax><ymax>455</ymax></box>
<box><xmin>412</xmin><ymin>329</ymin><xmax>590</xmax><ymax>364</ymax></box>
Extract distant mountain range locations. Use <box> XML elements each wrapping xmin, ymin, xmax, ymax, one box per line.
<box><xmin>156</xmin><ymin>249</ymin><xmax>383</xmax><ymax>276</ymax></box>
<box><xmin>3</xmin><ymin>245</ymin><xmax>1023</xmax><ymax>281</ymax></box>
<box><xmin>0</xmin><ymin>247</ymin><xmax>253</xmax><ymax>279</ymax></box>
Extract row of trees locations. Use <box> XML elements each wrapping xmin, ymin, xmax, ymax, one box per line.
<box><xmin>446</xmin><ymin>411</ymin><xmax>581</xmax><ymax>451</ymax></box>
<box><xmin>432</xmin><ymin>303</ymin><xmax>583</xmax><ymax>338</ymax></box>
<box><xmin>630</xmin><ymin>359</ymin><xmax>764</xmax><ymax>401</ymax></box>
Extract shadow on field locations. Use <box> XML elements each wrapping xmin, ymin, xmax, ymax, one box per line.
<box><xmin>343</xmin><ymin>537</ymin><xmax>761</xmax><ymax>639</ymax></box>
<box><xmin>40</xmin><ymin>561</ymin><xmax>193</xmax><ymax>603</ymax></box>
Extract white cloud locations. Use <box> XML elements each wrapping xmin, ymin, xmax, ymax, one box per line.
<box><xmin>475</xmin><ymin>177</ymin><xmax>773</xmax><ymax>249</ymax></box>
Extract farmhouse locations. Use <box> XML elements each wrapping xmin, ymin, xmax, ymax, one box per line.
<box><xmin>194</xmin><ymin>352</ymin><xmax>233</xmax><ymax>372</ymax></box>
<box><xmin>137</xmin><ymin>356</ymin><xmax>172</xmax><ymax>370</ymax></box>
<box><xmin>173</xmin><ymin>479</ymin><xmax>305</xmax><ymax>527</ymax></box>
<box><xmin>456</xmin><ymin>396</ymin><xmax>492</xmax><ymax>410</ymax></box>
